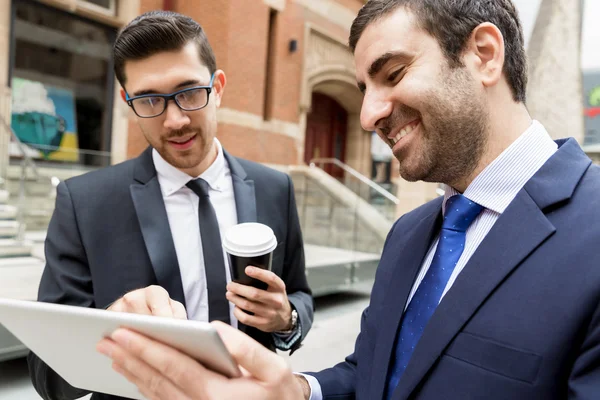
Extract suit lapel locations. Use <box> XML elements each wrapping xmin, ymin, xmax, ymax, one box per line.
<box><xmin>223</xmin><ymin>150</ymin><xmax>256</xmax><ymax>334</ymax></box>
<box><xmin>370</xmin><ymin>202</ymin><xmax>442</xmax><ymax>400</ymax></box>
<box><xmin>391</xmin><ymin>190</ymin><xmax>554</xmax><ymax>400</ymax></box>
<box><xmin>130</xmin><ymin>147</ymin><xmax>185</xmax><ymax>306</ymax></box>
<box><xmin>224</xmin><ymin>150</ymin><xmax>257</xmax><ymax>224</ymax></box>
<box><xmin>392</xmin><ymin>138</ymin><xmax>592</xmax><ymax>400</ymax></box>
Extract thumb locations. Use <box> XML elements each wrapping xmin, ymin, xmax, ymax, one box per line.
<box><xmin>212</xmin><ymin>321</ymin><xmax>290</xmax><ymax>382</ymax></box>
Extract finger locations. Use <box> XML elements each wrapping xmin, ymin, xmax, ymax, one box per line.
<box><xmin>245</xmin><ymin>267</ymin><xmax>286</xmax><ymax>292</ymax></box>
<box><xmin>233</xmin><ymin>307</ymin><xmax>271</xmax><ymax>330</ymax></box>
<box><xmin>121</xmin><ymin>290</ymin><xmax>152</xmax><ymax>315</ymax></box>
<box><xmin>109</xmin><ymin>328</ymin><xmax>225</xmax><ymax>394</ymax></box>
<box><xmin>97</xmin><ymin>338</ymin><xmax>189</xmax><ymax>400</ymax></box>
<box><xmin>145</xmin><ymin>286</ymin><xmax>175</xmax><ymax>318</ymax></box>
<box><xmin>212</xmin><ymin>321</ymin><xmax>290</xmax><ymax>382</ymax></box>
<box><xmin>226</xmin><ymin>282</ymin><xmax>268</xmax><ymax>304</ymax></box>
<box><xmin>226</xmin><ymin>292</ymin><xmax>266</xmax><ymax>315</ymax></box>
<box><xmin>170</xmin><ymin>299</ymin><xmax>188</xmax><ymax>320</ymax></box>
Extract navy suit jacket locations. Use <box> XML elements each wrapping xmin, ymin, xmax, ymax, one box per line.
<box><xmin>310</xmin><ymin>138</ymin><xmax>600</xmax><ymax>399</ymax></box>
<box><xmin>27</xmin><ymin>147</ymin><xmax>313</xmax><ymax>400</ymax></box>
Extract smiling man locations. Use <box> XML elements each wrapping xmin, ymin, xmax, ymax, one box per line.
<box><xmin>27</xmin><ymin>11</ymin><xmax>313</xmax><ymax>400</ymax></box>
<box><xmin>98</xmin><ymin>1</ymin><xmax>600</xmax><ymax>400</ymax></box>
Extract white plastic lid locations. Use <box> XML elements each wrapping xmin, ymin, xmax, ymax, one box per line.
<box><xmin>222</xmin><ymin>223</ymin><xmax>277</xmax><ymax>257</ymax></box>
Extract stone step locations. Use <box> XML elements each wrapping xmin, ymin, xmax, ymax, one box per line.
<box><xmin>0</xmin><ymin>204</ymin><xmax>17</xmax><ymax>220</ymax></box>
<box><xmin>0</xmin><ymin>220</ymin><xmax>20</xmax><ymax>237</ymax></box>
<box><xmin>0</xmin><ymin>256</ymin><xmax>41</xmax><ymax>268</ymax></box>
<box><xmin>0</xmin><ymin>190</ymin><xmax>8</xmax><ymax>204</ymax></box>
<box><xmin>0</xmin><ymin>239</ymin><xmax>33</xmax><ymax>258</ymax></box>
<box><xmin>0</xmin><ymin>259</ymin><xmax>44</xmax><ymax>300</ymax></box>
<box><xmin>304</xmin><ymin>244</ymin><xmax>380</xmax><ymax>297</ymax></box>
<box><xmin>24</xmin><ymin>230</ymin><xmax>46</xmax><ymax>243</ymax></box>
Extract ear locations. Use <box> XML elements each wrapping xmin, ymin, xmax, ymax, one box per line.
<box><xmin>120</xmin><ymin>89</ymin><xmax>128</xmax><ymax>103</ymax></box>
<box><xmin>211</xmin><ymin>70</ymin><xmax>227</xmax><ymax>108</ymax></box>
<box><xmin>464</xmin><ymin>22</ymin><xmax>505</xmax><ymax>89</ymax></box>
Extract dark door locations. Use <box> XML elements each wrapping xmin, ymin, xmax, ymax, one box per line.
<box><xmin>304</xmin><ymin>93</ymin><xmax>348</xmax><ymax>177</ymax></box>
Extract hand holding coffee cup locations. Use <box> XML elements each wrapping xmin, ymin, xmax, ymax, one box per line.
<box><xmin>224</xmin><ymin>223</ymin><xmax>293</xmax><ymax>333</ymax></box>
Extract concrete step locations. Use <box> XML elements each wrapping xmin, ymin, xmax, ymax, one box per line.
<box><xmin>304</xmin><ymin>244</ymin><xmax>380</xmax><ymax>297</ymax></box>
<box><xmin>0</xmin><ymin>204</ymin><xmax>17</xmax><ymax>219</ymax></box>
<box><xmin>0</xmin><ymin>258</ymin><xmax>44</xmax><ymax>300</ymax></box>
<box><xmin>0</xmin><ymin>190</ymin><xmax>8</xmax><ymax>204</ymax></box>
<box><xmin>0</xmin><ymin>220</ymin><xmax>20</xmax><ymax>237</ymax></box>
<box><xmin>24</xmin><ymin>230</ymin><xmax>46</xmax><ymax>243</ymax></box>
<box><xmin>0</xmin><ymin>239</ymin><xmax>33</xmax><ymax>258</ymax></box>
<box><xmin>0</xmin><ymin>256</ymin><xmax>41</xmax><ymax>268</ymax></box>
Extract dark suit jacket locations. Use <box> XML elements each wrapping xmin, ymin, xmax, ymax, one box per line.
<box><xmin>310</xmin><ymin>138</ymin><xmax>600</xmax><ymax>399</ymax></box>
<box><xmin>28</xmin><ymin>147</ymin><xmax>313</xmax><ymax>400</ymax></box>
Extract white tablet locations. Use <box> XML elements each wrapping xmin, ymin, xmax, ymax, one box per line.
<box><xmin>0</xmin><ymin>298</ymin><xmax>241</xmax><ymax>400</ymax></box>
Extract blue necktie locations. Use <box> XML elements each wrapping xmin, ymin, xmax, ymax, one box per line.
<box><xmin>385</xmin><ymin>194</ymin><xmax>483</xmax><ymax>399</ymax></box>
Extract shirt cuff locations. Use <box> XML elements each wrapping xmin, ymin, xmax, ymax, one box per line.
<box><xmin>272</xmin><ymin>319</ymin><xmax>302</xmax><ymax>351</ymax></box>
<box><xmin>272</xmin><ymin>318</ymin><xmax>302</xmax><ymax>351</ymax></box>
<box><xmin>296</xmin><ymin>373</ymin><xmax>323</xmax><ymax>400</ymax></box>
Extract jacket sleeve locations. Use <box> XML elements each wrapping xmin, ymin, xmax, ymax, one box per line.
<box><xmin>27</xmin><ymin>181</ymin><xmax>94</xmax><ymax>400</ymax></box>
<box><xmin>279</xmin><ymin>174</ymin><xmax>314</xmax><ymax>353</ymax></box>
<box><xmin>568</xmin><ymin>296</ymin><xmax>600</xmax><ymax>399</ymax></box>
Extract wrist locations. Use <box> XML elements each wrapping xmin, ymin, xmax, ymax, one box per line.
<box><xmin>276</xmin><ymin>308</ymin><xmax>298</xmax><ymax>334</ymax></box>
<box><xmin>295</xmin><ymin>375</ymin><xmax>311</xmax><ymax>400</ymax></box>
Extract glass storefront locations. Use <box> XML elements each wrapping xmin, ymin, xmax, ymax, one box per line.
<box><xmin>9</xmin><ymin>0</ymin><xmax>116</xmax><ymax>167</ymax></box>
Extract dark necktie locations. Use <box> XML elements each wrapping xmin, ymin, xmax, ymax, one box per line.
<box><xmin>386</xmin><ymin>194</ymin><xmax>483</xmax><ymax>399</ymax></box>
<box><xmin>186</xmin><ymin>178</ymin><xmax>231</xmax><ymax>324</ymax></box>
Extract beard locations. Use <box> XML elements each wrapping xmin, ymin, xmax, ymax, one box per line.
<box><xmin>384</xmin><ymin>65</ymin><xmax>489</xmax><ymax>186</ymax></box>
<box><xmin>144</xmin><ymin>126</ymin><xmax>214</xmax><ymax>171</ymax></box>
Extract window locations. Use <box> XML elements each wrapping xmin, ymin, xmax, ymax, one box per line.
<box><xmin>78</xmin><ymin>0</ymin><xmax>117</xmax><ymax>17</ymax></box>
<box><xmin>9</xmin><ymin>0</ymin><xmax>117</xmax><ymax>167</ymax></box>
<box><xmin>263</xmin><ymin>8</ymin><xmax>277</xmax><ymax>121</ymax></box>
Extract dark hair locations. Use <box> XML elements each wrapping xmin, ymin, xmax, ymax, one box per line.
<box><xmin>114</xmin><ymin>10</ymin><xmax>216</xmax><ymax>88</ymax></box>
<box><xmin>349</xmin><ymin>0</ymin><xmax>527</xmax><ymax>102</ymax></box>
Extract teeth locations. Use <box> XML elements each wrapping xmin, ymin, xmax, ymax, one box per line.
<box><xmin>390</xmin><ymin>121</ymin><xmax>419</xmax><ymax>145</ymax></box>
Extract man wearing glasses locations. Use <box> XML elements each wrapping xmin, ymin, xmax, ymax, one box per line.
<box><xmin>28</xmin><ymin>10</ymin><xmax>313</xmax><ymax>400</ymax></box>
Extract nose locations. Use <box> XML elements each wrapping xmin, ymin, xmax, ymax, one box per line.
<box><xmin>360</xmin><ymin>90</ymin><xmax>393</xmax><ymax>133</ymax></box>
<box><xmin>163</xmin><ymin>101</ymin><xmax>191</xmax><ymax>131</ymax></box>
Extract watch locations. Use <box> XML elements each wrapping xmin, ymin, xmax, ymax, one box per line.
<box><xmin>276</xmin><ymin>309</ymin><xmax>298</xmax><ymax>335</ymax></box>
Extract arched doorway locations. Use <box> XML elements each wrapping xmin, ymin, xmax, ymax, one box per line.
<box><xmin>304</xmin><ymin>92</ymin><xmax>347</xmax><ymax>177</ymax></box>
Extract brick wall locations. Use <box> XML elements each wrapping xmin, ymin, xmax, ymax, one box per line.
<box><xmin>126</xmin><ymin>0</ymin><xmax>365</xmax><ymax>164</ymax></box>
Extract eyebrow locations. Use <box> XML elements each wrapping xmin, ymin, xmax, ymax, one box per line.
<box><xmin>132</xmin><ymin>79</ymin><xmax>203</xmax><ymax>97</ymax></box>
<box><xmin>357</xmin><ymin>50</ymin><xmax>414</xmax><ymax>93</ymax></box>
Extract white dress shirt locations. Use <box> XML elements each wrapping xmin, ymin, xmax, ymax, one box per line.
<box><xmin>306</xmin><ymin>120</ymin><xmax>558</xmax><ymax>399</ymax></box>
<box><xmin>153</xmin><ymin>138</ymin><xmax>239</xmax><ymax>327</ymax></box>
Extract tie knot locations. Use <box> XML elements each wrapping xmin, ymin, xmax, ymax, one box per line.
<box><xmin>186</xmin><ymin>178</ymin><xmax>210</xmax><ymax>197</ymax></box>
<box><xmin>442</xmin><ymin>194</ymin><xmax>483</xmax><ymax>232</ymax></box>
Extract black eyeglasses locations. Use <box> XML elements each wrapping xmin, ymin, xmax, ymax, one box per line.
<box><xmin>125</xmin><ymin>73</ymin><xmax>215</xmax><ymax>118</ymax></box>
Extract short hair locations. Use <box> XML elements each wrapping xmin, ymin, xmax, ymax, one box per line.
<box><xmin>114</xmin><ymin>10</ymin><xmax>216</xmax><ymax>87</ymax></box>
<box><xmin>349</xmin><ymin>0</ymin><xmax>528</xmax><ymax>102</ymax></box>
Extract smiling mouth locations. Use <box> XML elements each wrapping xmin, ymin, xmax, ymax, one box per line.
<box><xmin>168</xmin><ymin>135</ymin><xmax>196</xmax><ymax>145</ymax></box>
<box><xmin>388</xmin><ymin>120</ymin><xmax>420</xmax><ymax>147</ymax></box>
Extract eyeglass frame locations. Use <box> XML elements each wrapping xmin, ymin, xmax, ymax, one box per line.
<box><xmin>125</xmin><ymin>73</ymin><xmax>216</xmax><ymax>118</ymax></box>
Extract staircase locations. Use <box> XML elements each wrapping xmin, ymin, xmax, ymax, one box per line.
<box><xmin>0</xmin><ymin>186</ymin><xmax>45</xmax><ymax>362</ymax></box>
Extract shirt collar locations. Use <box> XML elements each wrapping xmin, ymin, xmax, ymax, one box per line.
<box><xmin>153</xmin><ymin>138</ymin><xmax>227</xmax><ymax>197</ymax></box>
<box><xmin>443</xmin><ymin>120</ymin><xmax>558</xmax><ymax>215</ymax></box>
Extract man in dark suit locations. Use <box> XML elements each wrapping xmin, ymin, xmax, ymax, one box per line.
<box><xmin>28</xmin><ymin>10</ymin><xmax>313</xmax><ymax>400</ymax></box>
<box><xmin>97</xmin><ymin>1</ymin><xmax>600</xmax><ymax>399</ymax></box>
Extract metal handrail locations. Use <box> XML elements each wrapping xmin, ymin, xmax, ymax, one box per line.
<box><xmin>19</xmin><ymin>143</ymin><xmax>113</xmax><ymax>158</ymax></box>
<box><xmin>309</xmin><ymin>157</ymin><xmax>400</xmax><ymax>205</ymax></box>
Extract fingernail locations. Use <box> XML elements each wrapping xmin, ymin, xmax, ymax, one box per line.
<box><xmin>246</xmin><ymin>266</ymin><xmax>254</xmax><ymax>273</ymax></box>
<box><xmin>111</xmin><ymin>329</ymin><xmax>132</xmax><ymax>348</ymax></box>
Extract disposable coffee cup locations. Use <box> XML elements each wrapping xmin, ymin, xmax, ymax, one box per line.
<box><xmin>223</xmin><ymin>223</ymin><xmax>277</xmax><ymax>290</ymax></box>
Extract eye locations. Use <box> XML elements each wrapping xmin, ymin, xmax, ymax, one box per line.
<box><xmin>387</xmin><ymin>68</ymin><xmax>404</xmax><ymax>83</ymax></box>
